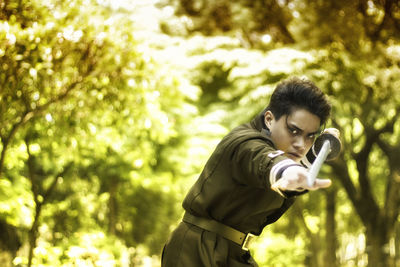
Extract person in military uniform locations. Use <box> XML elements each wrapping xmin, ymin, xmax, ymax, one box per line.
<box><xmin>161</xmin><ymin>77</ymin><xmax>340</xmax><ymax>266</ymax></box>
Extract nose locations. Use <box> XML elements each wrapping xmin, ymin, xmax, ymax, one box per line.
<box><xmin>293</xmin><ymin>136</ymin><xmax>306</xmax><ymax>153</ymax></box>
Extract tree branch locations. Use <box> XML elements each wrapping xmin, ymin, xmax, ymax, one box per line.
<box><xmin>42</xmin><ymin>162</ymin><xmax>73</xmax><ymax>205</ymax></box>
<box><xmin>0</xmin><ymin>79</ymin><xmax>80</xmax><ymax>177</ymax></box>
<box><xmin>329</xmin><ymin>157</ymin><xmax>359</xmax><ymax>207</ymax></box>
<box><xmin>376</xmin><ymin>136</ymin><xmax>400</xmax><ymax>228</ymax></box>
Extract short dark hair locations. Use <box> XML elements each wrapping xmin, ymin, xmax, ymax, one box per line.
<box><xmin>267</xmin><ymin>77</ymin><xmax>331</xmax><ymax>125</ymax></box>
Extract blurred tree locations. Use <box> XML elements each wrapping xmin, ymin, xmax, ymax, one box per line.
<box><xmin>162</xmin><ymin>0</ymin><xmax>400</xmax><ymax>51</ymax></box>
<box><xmin>160</xmin><ymin>1</ymin><xmax>400</xmax><ymax>266</ymax></box>
<box><xmin>161</xmin><ymin>0</ymin><xmax>295</xmax><ymax>46</ymax></box>
<box><xmin>324</xmin><ymin>186</ymin><xmax>339</xmax><ymax>267</ymax></box>
<box><xmin>0</xmin><ymin>0</ymin><xmax>193</xmax><ymax>265</ymax></box>
<box><xmin>295</xmin><ymin>0</ymin><xmax>400</xmax><ymax>52</ymax></box>
<box><xmin>304</xmin><ymin>48</ymin><xmax>400</xmax><ymax>267</ymax></box>
<box><xmin>2</xmin><ymin>0</ymin><xmax>400</xmax><ymax>266</ymax></box>
<box><xmin>23</xmin><ymin>130</ymin><xmax>73</xmax><ymax>267</ymax></box>
<box><xmin>0</xmin><ymin>218</ymin><xmax>21</xmax><ymax>265</ymax></box>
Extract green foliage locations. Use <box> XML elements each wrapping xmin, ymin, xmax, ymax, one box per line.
<box><xmin>0</xmin><ymin>0</ymin><xmax>194</xmax><ymax>266</ymax></box>
<box><xmin>161</xmin><ymin>0</ymin><xmax>295</xmax><ymax>44</ymax></box>
<box><xmin>300</xmin><ymin>46</ymin><xmax>400</xmax><ymax>265</ymax></box>
<box><xmin>164</xmin><ymin>0</ymin><xmax>400</xmax><ymax>51</ymax></box>
<box><xmin>177</xmin><ymin>30</ymin><xmax>400</xmax><ymax>265</ymax></box>
<box><xmin>2</xmin><ymin>0</ymin><xmax>400</xmax><ymax>266</ymax></box>
<box><xmin>252</xmin><ymin>232</ymin><xmax>306</xmax><ymax>267</ymax></box>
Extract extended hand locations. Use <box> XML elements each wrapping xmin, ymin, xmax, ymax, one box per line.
<box><xmin>271</xmin><ymin>165</ymin><xmax>331</xmax><ymax>192</ymax></box>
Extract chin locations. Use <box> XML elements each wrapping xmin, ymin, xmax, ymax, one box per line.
<box><xmin>288</xmin><ymin>155</ymin><xmax>301</xmax><ymax>162</ymax></box>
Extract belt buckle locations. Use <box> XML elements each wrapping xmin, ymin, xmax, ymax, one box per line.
<box><xmin>241</xmin><ymin>233</ymin><xmax>255</xmax><ymax>251</ymax></box>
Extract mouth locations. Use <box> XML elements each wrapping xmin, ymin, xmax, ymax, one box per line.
<box><xmin>287</xmin><ymin>152</ymin><xmax>302</xmax><ymax>160</ymax></box>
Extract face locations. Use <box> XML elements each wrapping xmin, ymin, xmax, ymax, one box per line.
<box><xmin>264</xmin><ymin>108</ymin><xmax>321</xmax><ymax>162</ymax></box>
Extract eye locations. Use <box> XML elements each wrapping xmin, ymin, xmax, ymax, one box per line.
<box><xmin>308</xmin><ymin>133</ymin><xmax>317</xmax><ymax>140</ymax></box>
<box><xmin>288</xmin><ymin>127</ymin><xmax>299</xmax><ymax>135</ymax></box>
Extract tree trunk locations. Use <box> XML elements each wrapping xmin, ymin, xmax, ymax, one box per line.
<box><xmin>395</xmin><ymin>225</ymin><xmax>400</xmax><ymax>266</ymax></box>
<box><xmin>24</xmin><ymin>138</ymin><xmax>65</xmax><ymax>267</ymax></box>
<box><xmin>325</xmin><ymin>188</ymin><xmax>338</xmax><ymax>267</ymax></box>
<box><xmin>365</xmin><ymin>222</ymin><xmax>390</xmax><ymax>267</ymax></box>
<box><xmin>27</xmin><ymin>203</ymin><xmax>42</xmax><ymax>267</ymax></box>
<box><xmin>0</xmin><ymin>219</ymin><xmax>21</xmax><ymax>266</ymax></box>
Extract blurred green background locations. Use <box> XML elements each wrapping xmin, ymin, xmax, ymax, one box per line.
<box><xmin>1</xmin><ymin>0</ymin><xmax>400</xmax><ymax>266</ymax></box>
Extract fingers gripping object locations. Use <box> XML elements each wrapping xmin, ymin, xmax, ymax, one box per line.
<box><xmin>307</xmin><ymin>133</ymin><xmax>341</xmax><ymax>187</ymax></box>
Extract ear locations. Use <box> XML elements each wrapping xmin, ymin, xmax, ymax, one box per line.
<box><xmin>264</xmin><ymin>110</ymin><xmax>274</xmax><ymax>128</ymax></box>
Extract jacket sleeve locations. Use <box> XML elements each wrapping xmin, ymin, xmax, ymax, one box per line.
<box><xmin>229</xmin><ymin>134</ymin><xmax>300</xmax><ymax>190</ymax></box>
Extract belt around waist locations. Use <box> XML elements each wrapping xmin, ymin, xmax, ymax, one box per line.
<box><xmin>182</xmin><ymin>212</ymin><xmax>256</xmax><ymax>251</ymax></box>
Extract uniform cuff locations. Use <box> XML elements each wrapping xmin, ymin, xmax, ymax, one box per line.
<box><xmin>269</xmin><ymin>159</ymin><xmax>301</xmax><ymax>185</ymax></box>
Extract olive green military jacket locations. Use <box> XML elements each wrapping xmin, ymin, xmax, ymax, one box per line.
<box><xmin>182</xmin><ymin>110</ymin><xmax>310</xmax><ymax>235</ymax></box>
<box><xmin>162</xmin><ymin>111</ymin><xmax>315</xmax><ymax>266</ymax></box>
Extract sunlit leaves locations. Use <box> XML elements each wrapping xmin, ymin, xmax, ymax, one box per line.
<box><xmin>2</xmin><ymin>0</ymin><xmax>400</xmax><ymax>266</ymax></box>
<box><xmin>0</xmin><ymin>0</ymin><xmax>194</xmax><ymax>265</ymax></box>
